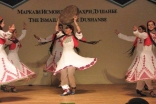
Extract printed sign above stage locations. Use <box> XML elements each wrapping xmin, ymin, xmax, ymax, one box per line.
<box><xmin>107</xmin><ymin>0</ymin><xmax>136</xmax><ymax>8</ymax></box>
<box><xmin>0</xmin><ymin>0</ymin><xmax>28</xmax><ymax>9</ymax></box>
<box><xmin>148</xmin><ymin>0</ymin><xmax>156</xmax><ymax>4</ymax></box>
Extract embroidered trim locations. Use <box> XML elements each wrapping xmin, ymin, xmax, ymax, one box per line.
<box><xmin>54</xmin><ymin>58</ymin><xmax>97</xmax><ymax>74</ymax></box>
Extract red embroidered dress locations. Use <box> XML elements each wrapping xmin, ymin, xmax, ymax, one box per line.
<box><xmin>38</xmin><ymin>33</ymin><xmax>63</xmax><ymax>72</ymax></box>
<box><xmin>126</xmin><ymin>30</ymin><xmax>156</xmax><ymax>82</ymax></box>
<box><xmin>7</xmin><ymin>30</ymin><xmax>35</xmax><ymax>78</ymax></box>
<box><xmin>54</xmin><ymin>31</ymin><xmax>97</xmax><ymax>74</ymax></box>
<box><xmin>0</xmin><ymin>30</ymin><xmax>27</xmax><ymax>85</ymax></box>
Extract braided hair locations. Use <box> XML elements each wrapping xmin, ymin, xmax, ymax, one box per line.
<box><xmin>49</xmin><ymin>24</ymin><xmax>100</xmax><ymax>54</ymax></box>
<box><xmin>0</xmin><ymin>17</ymin><xmax>3</xmax><ymax>30</ymax></box>
<box><xmin>127</xmin><ymin>25</ymin><xmax>146</xmax><ymax>56</ymax></box>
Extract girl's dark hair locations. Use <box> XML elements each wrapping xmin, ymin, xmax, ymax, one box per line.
<box><xmin>49</xmin><ymin>25</ymin><xmax>100</xmax><ymax>54</ymax></box>
<box><xmin>5</xmin><ymin>29</ymin><xmax>19</xmax><ymax>49</ymax></box>
<box><xmin>146</xmin><ymin>20</ymin><xmax>156</xmax><ymax>47</ymax></box>
<box><xmin>126</xmin><ymin>98</ymin><xmax>149</xmax><ymax>104</ymax></box>
<box><xmin>127</xmin><ymin>25</ymin><xmax>146</xmax><ymax>56</ymax></box>
<box><xmin>43</xmin><ymin>24</ymin><xmax>99</xmax><ymax>54</ymax></box>
<box><xmin>66</xmin><ymin>24</ymin><xmax>101</xmax><ymax>44</ymax></box>
<box><xmin>0</xmin><ymin>18</ymin><xmax>3</xmax><ymax>30</ymax></box>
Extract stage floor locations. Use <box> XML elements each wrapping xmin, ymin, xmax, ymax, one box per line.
<box><xmin>0</xmin><ymin>84</ymin><xmax>156</xmax><ymax>104</ymax></box>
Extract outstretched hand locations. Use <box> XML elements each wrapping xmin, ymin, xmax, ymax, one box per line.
<box><xmin>133</xmin><ymin>26</ymin><xmax>138</xmax><ymax>31</ymax></box>
<box><xmin>115</xmin><ymin>30</ymin><xmax>119</xmax><ymax>35</ymax></box>
<box><xmin>23</xmin><ymin>22</ymin><xmax>26</xmax><ymax>29</ymax></box>
<box><xmin>73</xmin><ymin>15</ymin><xmax>78</xmax><ymax>22</ymax></box>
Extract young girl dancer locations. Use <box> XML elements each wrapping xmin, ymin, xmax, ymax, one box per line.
<box><xmin>115</xmin><ymin>25</ymin><xmax>149</xmax><ymax>96</ymax></box>
<box><xmin>1</xmin><ymin>22</ymin><xmax>35</xmax><ymax>92</ymax></box>
<box><xmin>126</xmin><ymin>20</ymin><xmax>156</xmax><ymax>97</ymax></box>
<box><xmin>0</xmin><ymin>17</ymin><xmax>27</xmax><ymax>90</ymax></box>
<box><xmin>54</xmin><ymin>16</ymin><xmax>99</xmax><ymax>96</ymax></box>
<box><xmin>34</xmin><ymin>23</ymin><xmax>63</xmax><ymax>87</ymax></box>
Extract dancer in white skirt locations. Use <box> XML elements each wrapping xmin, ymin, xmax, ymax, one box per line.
<box><xmin>1</xmin><ymin>22</ymin><xmax>35</xmax><ymax>92</ymax></box>
<box><xmin>0</xmin><ymin>17</ymin><xmax>27</xmax><ymax>87</ymax></box>
<box><xmin>126</xmin><ymin>20</ymin><xmax>156</xmax><ymax>97</ymax></box>
<box><xmin>34</xmin><ymin>24</ymin><xmax>63</xmax><ymax>87</ymax></box>
<box><xmin>115</xmin><ymin>25</ymin><xmax>150</xmax><ymax>97</ymax></box>
<box><xmin>54</xmin><ymin>16</ymin><xmax>99</xmax><ymax>96</ymax></box>
<box><xmin>34</xmin><ymin>24</ymin><xmax>63</xmax><ymax>73</ymax></box>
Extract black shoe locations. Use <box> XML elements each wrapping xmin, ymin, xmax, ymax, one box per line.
<box><xmin>1</xmin><ymin>85</ymin><xmax>9</xmax><ymax>92</ymax></box>
<box><xmin>144</xmin><ymin>84</ymin><xmax>148</xmax><ymax>90</ymax></box>
<box><xmin>71</xmin><ymin>87</ymin><xmax>76</xmax><ymax>95</ymax></box>
<box><xmin>10</xmin><ymin>87</ymin><xmax>18</xmax><ymax>93</ymax></box>
<box><xmin>136</xmin><ymin>89</ymin><xmax>146</xmax><ymax>97</ymax></box>
<box><xmin>149</xmin><ymin>90</ymin><xmax>156</xmax><ymax>98</ymax></box>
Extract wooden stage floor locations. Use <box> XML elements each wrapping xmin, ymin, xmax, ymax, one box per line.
<box><xmin>0</xmin><ymin>84</ymin><xmax>156</xmax><ymax>104</ymax></box>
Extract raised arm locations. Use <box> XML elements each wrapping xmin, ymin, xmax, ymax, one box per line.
<box><xmin>73</xmin><ymin>15</ymin><xmax>81</xmax><ymax>33</ymax></box>
<box><xmin>34</xmin><ymin>34</ymin><xmax>53</xmax><ymax>43</ymax></box>
<box><xmin>73</xmin><ymin>15</ymin><xmax>83</xmax><ymax>39</ymax></box>
<box><xmin>115</xmin><ymin>30</ymin><xmax>136</xmax><ymax>42</ymax></box>
<box><xmin>0</xmin><ymin>24</ymin><xmax>15</xmax><ymax>39</ymax></box>
<box><xmin>18</xmin><ymin>22</ymin><xmax>27</xmax><ymax>41</ymax></box>
<box><xmin>55</xmin><ymin>18</ymin><xmax>60</xmax><ymax>32</ymax></box>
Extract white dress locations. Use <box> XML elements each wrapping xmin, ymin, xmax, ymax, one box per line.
<box><xmin>0</xmin><ymin>30</ymin><xmax>27</xmax><ymax>85</ymax></box>
<box><xmin>7</xmin><ymin>30</ymin><xmax>35</xmax><ymax>77</ymax></box>
<box><xmin>126</xmin><ymin>31</ymin><xmax>156</xmax><ymax>82</ymax></box>
<box><xmin>54</xmin><ymin>31</ymin><xmax>97</xmax><ymax>74</ymax></box>
<box><xmin>39</xmin><ymin>34</ymin><xmax>63</xmax><ymax>72</ymax></box>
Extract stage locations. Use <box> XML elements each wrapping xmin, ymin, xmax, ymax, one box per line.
<box><xmin>0</xmin><ymin>84</ymin><xmax>156</xmax><ymax>104</ymax></box>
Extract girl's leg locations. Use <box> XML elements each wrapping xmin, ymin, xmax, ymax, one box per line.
<box><xmin>8</xmin><ymin>83</ymin><xmax>18</xmax><ymax>93</ymax></box>
<box><xmin>67</xmin><ymin>66</ymin><xmax>76</xmax><ymax>94</ymax></box>
<box><xmin>60</xmin><ymin>68</ymin><xmax>70</xmax><ymax>96</ymax></box>
<box><xmin>136</xmin><ymin>81</ymin><xmax>146</xmax><ymax>96</ymax></box>
<box><xmin>60</xmin><ymin>68</ymin><xmax>68</xmax><ymax>86</ymax></box>
<box><xmin>1</xmin><ymin>85</ymin><xmax>9</xmax><ymax>92</ymax></box>
<box><xmin>145</xmin><ymin>80</ymin><xmax>156</xmax><ymax>97</ymax></box>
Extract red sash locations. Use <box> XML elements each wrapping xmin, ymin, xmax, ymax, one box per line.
<box><xmin>0</xmin><ymin>38</ymin><xmax>6</xmax><ymax>44</ymax></box>
<box><xmin>9</xmin><ymin>42</ymin><xmax>22</xmax><ymax>50</ymax></box>
<box><xmin>144</xmin><ymin>33</ymin><xmax>156</xmax><ymax>46</ymax></box>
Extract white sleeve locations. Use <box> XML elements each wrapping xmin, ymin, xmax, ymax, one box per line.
<box><xmin>56</xmin><ymin>31</ymin><xmax>64</xmax><ymax>38</ymax></box>
<box><xmin>75</xmin><ymin>32</ymin><xmax>83</xmax><ymax>39</ymax></box>
<box><xmin>39</xmin><ymin>35</ymin><xmax>52</xmax><ymax>42</ymax></box>
<box><xmin>133</xmin><ymin>30</ymin><xmax>148</xmax><ymax>39</ymax></box>
<box><xmin>118</xmin><ymin>33</ymin><xmax>136</xmax><ymax>42</ymax></box>
<box><xmin>0</xmin><ymin>30</ymin><xmax>12</xmax><ymax>39</ymax></box>
<box><xmin>17</xmin><ymin>30</ymin><xmax>27</xmax><ymax>41</ymax></box>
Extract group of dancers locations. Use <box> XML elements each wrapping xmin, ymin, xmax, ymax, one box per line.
<box><xmin>0</xmin><ymin>15</ymin><xmax>156</xmax><ymax>98</ymax></box>
<box><xmin>115</xmin><ymin>20</ymin><xmax>156</xmax><ymax>97</ymax></box>
<box><xmin>0</xmin><ymin>17</ymin><xmax>35</xmax><ymax>94</ymax></box>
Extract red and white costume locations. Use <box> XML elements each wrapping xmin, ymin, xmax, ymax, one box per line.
<box><xmin>38</xmin><ymin>34</ymin><xmax>63</xmax><ymax>72</ymax></box>
<box><xmin>6</xmin><ymin>30</ymin><xmax>35</xmax><ymax>78</ymax></box>
<box><xmin>126</xmin><ymin>30</ymin><xmax>156</xmax><ymax>83</ymax></box>
<box><xmin>118</xmin><ymin>33</ymin><xmax>144</xmax><ymax>53</ymax></box>
<box><xmin>0</xmin><ymin>30</ymin><xmax>27</xmax><ymax>85</ymax></box>
<box><xmin>54</xmin><ymin>31</ymin><xmax>97</xmax><ymax>74</ymax></box>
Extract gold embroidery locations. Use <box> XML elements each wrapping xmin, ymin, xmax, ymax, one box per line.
<box><xmin>64</xmin><ymin>36</ymin><xmax>72</xmax><ymax>43</ymax></box>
